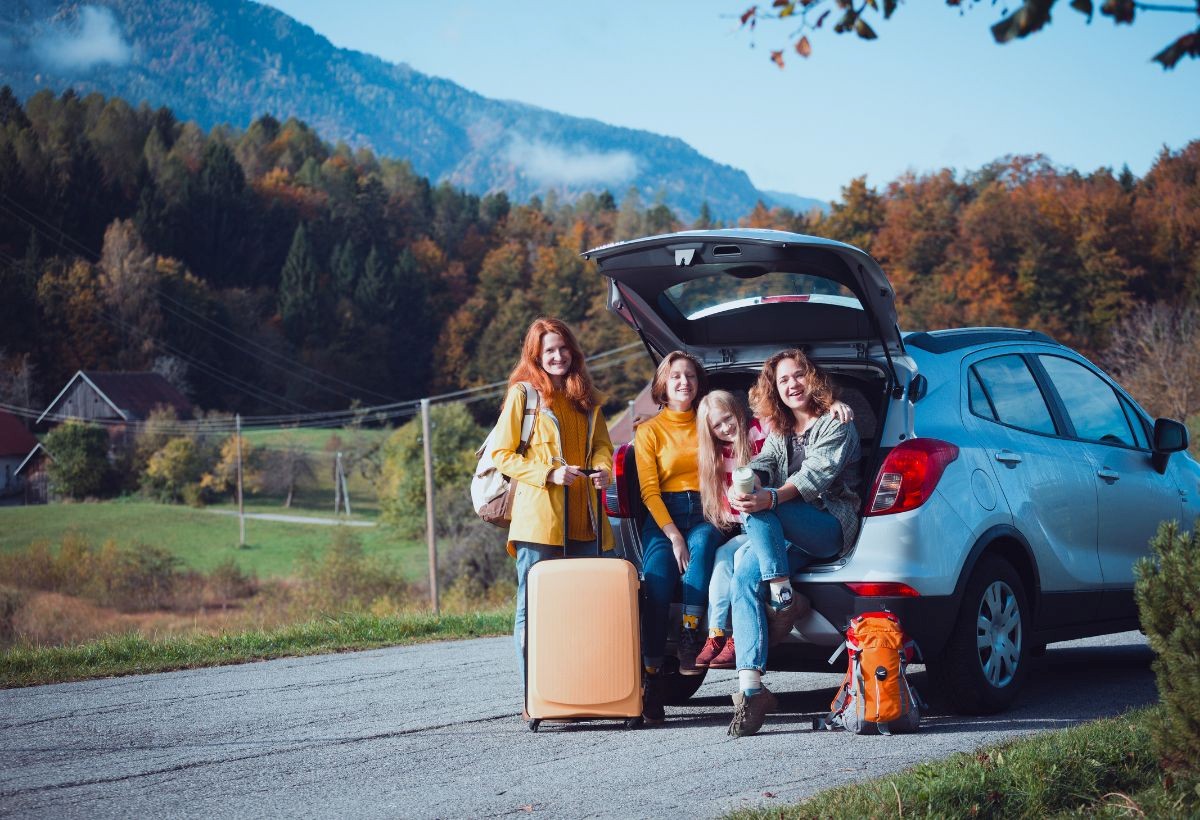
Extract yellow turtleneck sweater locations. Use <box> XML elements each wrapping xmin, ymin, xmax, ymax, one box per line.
<box><xmin>634</xmin><ymin>407</ymin><xmax>700</xmax><ymax>529</ymax></box>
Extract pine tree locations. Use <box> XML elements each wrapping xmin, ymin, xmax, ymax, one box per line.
<box><xmin>278</xmin><ymin>223</ymin><xmax>320</xmax><ymax>344</ymax></box>
<box><xmin>354</xmin><ymin>245</ymin><xmax>395</xmax><ymax>323</ymax></box>
<box><xmin>331</xmin><ymin>240</ymin><xmax>358</xmax><ymax>298</ymax></box>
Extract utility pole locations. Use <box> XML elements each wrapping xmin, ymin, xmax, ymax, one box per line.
<box><xmin>236</xmin><ymin>413</ymin><xmax>245</xmax><ymax>548</ymax></box>
<box><xmin>334</xmin><ymin>451</ymin><xmax>342</xmax><ymax>515</ymax></box>
<box><xmin>421</xmin><ymin>398</ymin><xmax>439</xmax><ymax>614</ymax></box>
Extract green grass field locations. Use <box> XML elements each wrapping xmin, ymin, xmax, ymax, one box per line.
<box><xmin>0</xmin><ymin>500</ymin><xmax>426</xmax><ymax>580</ymax></box>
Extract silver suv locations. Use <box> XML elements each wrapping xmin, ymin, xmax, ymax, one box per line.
<box><xmin>586</xmin><ymin>228</ymin><xmax>1197</xmax><ymax>715</ymax></box>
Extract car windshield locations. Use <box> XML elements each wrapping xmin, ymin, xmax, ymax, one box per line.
<box><xmin>662</xmin><ymin>271</ymin><xmax>862</xmax><ymax>320</ymax></box>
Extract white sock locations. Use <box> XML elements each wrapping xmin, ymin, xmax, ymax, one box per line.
<box><xmin>738</xmin><ymin>669</ymin><xmax>762</xmax><ymax>692</ymax></box>
<box><xmin>768</xmin><ymin>579</ymin><xmax>793</xmax><ymax>607</ymax></box>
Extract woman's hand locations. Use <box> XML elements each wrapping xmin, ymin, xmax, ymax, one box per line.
<box><xmin>549</xmin><ymin>465</ymin><xmax>588</xmax><ymax>486</ymax></box>
<box><xmin>830</xmin><ymin>400</ymin><xmax>855</xmax><ymax>424</ymax></box>
<box><xmin>589</xmin><ymin>468</ymin><xmax>610</xmax><ymax>490</ymax></box>
<box><xmin>669</xmin><ymin>531</ymin><xmax>690</xmax><ymax>574</ymax></box>
<box><xmin>728</xmin><ymin>488</ymin><xmax>770</xmax><ymax>514</ymax></box>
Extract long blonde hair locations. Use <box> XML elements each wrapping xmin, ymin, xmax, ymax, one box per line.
<box><xmin>697</xmin><ymin>390</ymin><xmax>754</xmax><ymax>531</ymax></box>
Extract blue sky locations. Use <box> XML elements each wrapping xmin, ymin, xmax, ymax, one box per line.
<box><xmin>262</xmin><ymin>1</ymin><xmax>1198</xmax><ymax>203</ymax></box>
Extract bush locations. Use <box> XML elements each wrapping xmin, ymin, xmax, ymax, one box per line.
<box><xmin>435</xmin><ymin>492</ymin><xmax>511</xmax><ymax>593</ymax></box>
<box><xmin>1135</xmin><ymin>519</ymin><xmax>1200</xmax><ymax>788</ymax></box>
<box><xmin>90</xmin><ymin>539</ymin><xmax>181</xmax><ymax>612</ymax></box>
<box><xmin>295</xmin><ymin>528</ymin><xmax>411</xmax><ymax>613</ymax></box>
<box><xmin>206</xmin><ymin>558</ymin><xmax>258</xmax><ymax>603</ymax></box>
<box><xmin>377</xmin><ymin>403</ymin><xmax>485</xmax><ymax>535</ymax></box>
<box><xmin>141</xmin><ymin>436</ymin><xmax>209</xmax><ymax>503</ymax></box>
<box><xmin>44</xmin><ymin>421</ymin><xmax>114</xmax><ymax>499</ymax></box>
<box><xmin>0</xmin><ymin>585</ymin><xmax>26</xmax><ymax>644</ymax></box>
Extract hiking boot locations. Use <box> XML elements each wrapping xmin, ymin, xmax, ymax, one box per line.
<box><xmin>727</xmin><ymin>686</ymin><xmax>778</xmax><ymax>738</ymax></box>
<box><xmin>694</xmin><ymin>635</ymin><xmax>726</xmax><ymax>669</ymax></box>
<box><xmin>766</xmin><ymin>592</ymin><xmax>810</xmax><ymax>646</ymax></box>
<box><xmin>642</xmin><ymin>673</ymin><xmax>665</xmax><ymax>724</ymax></box>
<box><xmin>709</xmin><ymin>636</ymin><xmax>736</xmax><ymax>669</ymax></box>
<box><xmin>678</xmin><ymin>626</ymin><xmax>704</xmax><ymax>676</ymax></box>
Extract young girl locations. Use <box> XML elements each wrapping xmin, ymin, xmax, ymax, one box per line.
<box><xmin>693</xmin><ymin>390</ymin><xmax>850</xmax><ymax>671</ymax></box>
<box><xmin>692</xmin><ymin>391</ymin><xmax>765</xmax><ymax>669</ymax></box>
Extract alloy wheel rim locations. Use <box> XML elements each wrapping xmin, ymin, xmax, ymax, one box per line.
<box><xmin>976</xmin><ymin>580</ymin><xmax>1022</xmax><ymax>688</ymax></box>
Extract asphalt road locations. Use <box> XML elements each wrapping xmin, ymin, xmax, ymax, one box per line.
<box><xmin>0</xmin><ymin>631</ymin><xmax>1155</xmax><ymax>819</ymax></box>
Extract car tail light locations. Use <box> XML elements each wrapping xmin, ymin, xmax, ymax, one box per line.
<box><xmin>604</xmin><ymin>443</ymin><xmax>633</xmax><ymax>518</ymax></box>
<box><xmin>845</xmin><ymin>582</ymin><xmax>920</xmax><ymax>597</ymax></box>
<box><xmin>865</xmin><ymin>438</ymin><xmax>959</xmax><ymax>516</ymax></box>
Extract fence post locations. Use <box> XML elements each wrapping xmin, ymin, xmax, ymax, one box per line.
<box><xmin>421</xmin><ymin>398</ymin><xmax>439</xmax><ymax>614</ymax></box>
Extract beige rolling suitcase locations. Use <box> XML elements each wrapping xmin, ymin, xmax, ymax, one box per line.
<box><xmin>524</xmin><ymin>532</ymin><xmax>643</xmax><ymax>731</ymax></box>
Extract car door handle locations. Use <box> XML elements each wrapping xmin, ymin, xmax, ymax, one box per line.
<box><xmin>994</xmin><ymin>451</ymin><xmax>1022</xmax><ymax>465</ymax></box>
<box><xmin>1097</xmin><ymin>468</ymin><xmax>1120</xmax><ymax>482</ymax></box>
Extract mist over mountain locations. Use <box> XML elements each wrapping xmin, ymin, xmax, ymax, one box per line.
<box><xmin>0</xmin><ymin>0</ymin><xmax>816</xmax><ymax>220</ymax></box>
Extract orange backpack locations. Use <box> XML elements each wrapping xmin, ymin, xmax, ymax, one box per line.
<box><xmin>813</xmin><ymin>611</ymin><xmax>923</xmax><ymax>735</ymax></box>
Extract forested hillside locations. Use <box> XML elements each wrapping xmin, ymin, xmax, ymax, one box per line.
<box><xmin>0</xmin><ymin>0</ymin><xmax>770</xmax><ymax>220</ymax></box>
<box><xmin>1</xmin><ymin>86</ymin><xmax>1198</xmax><ymax>423</ymax></box>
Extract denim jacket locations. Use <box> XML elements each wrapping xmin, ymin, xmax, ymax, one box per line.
<box><xmin>748</xmin><ymin>413</ymin><xmax>862</xmax><ymax>551</ymax></box>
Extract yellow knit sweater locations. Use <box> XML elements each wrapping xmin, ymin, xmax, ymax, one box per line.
<box><xmin>634</xmin><ymin>407</ymin><xmax>700</xmax><ymax>528</ymax></box>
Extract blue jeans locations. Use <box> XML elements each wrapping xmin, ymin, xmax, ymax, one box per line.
<box><xmin>732</xmin><ymin>498</ymin><xmax>843</xmax><ymax>673</ymax></box>
<box><xmin>639</xmin><ymin>491</ymin><xmax>725</xmax><ymax>667</ymax></box>
<box><xmin>707</xmin><ymin>533</ymin><xmax>750</xmax><ymax>633</ymax></box>
<box><xmin>513</xmin><ymin>539</ymin><xmax>611</xmax><ymax>673</ymax></box>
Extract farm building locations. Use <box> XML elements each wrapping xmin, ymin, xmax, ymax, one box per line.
<box><xmin>14</xmin><ymin>443</ymin><xmax>51</xmax><ymax>504</ymax></box>
<box><xmin>36</xmin><ymin>371</ymin><xmax>193</xmax><ymax>428</ymax></box>
<box><xmin>0</xmin><ymin>409</ymin><xmax>38</xmax><ymax>497</ymax></box>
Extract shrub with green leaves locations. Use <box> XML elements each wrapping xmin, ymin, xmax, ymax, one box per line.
<box><xmin>295</xmin><ymin>528</ymin><xmax>411</xmax><ymax>613</ymax></box>
<box><xmin>43</xmin><ymin>421</ymin><xmax>113</xmax><ymax>499</ymax></box>
<box><xmin>1135</xmin><ymin>519</ymin><xmax>1200</xmax><ymax>787</ymax></box>
<box><xmin>377</xmin><ymin>402</ymin><xmax>485</xmax><ymax>535</ymax></box>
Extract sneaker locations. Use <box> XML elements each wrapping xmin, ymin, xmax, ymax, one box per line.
<box><xmin>694</xmin><ymin>635</ymin><xmax>726</xmax><ymax>669</ymax></box>
<box><xmin>727</xmin><ymin>686</ymin><xmax>779</xmax><ymax>737</ymax></box>
<box><xmin>709</xmin><ymin>636</ymin><xmax>736</xmax><ymax>669</ymax></box>
<box><xmin>642</xmin><ymin>673</ymin><xmax>665</xmax><ymax>724</ymax></box>
<box><xmin>678</xmin><ymin>627</ymin><xmax>704</xmax><ymax>675</ymax></box>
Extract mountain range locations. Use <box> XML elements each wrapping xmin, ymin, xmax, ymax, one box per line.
<box><xmin>0</xmin><ymin>0</ymin><xmax>826</xmax><ymax>220</ymax></box>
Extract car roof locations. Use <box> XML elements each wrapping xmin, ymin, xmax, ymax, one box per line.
<box><xmin>904</xmin><ymin>328</ymin><xmax>1057</xmax><ymax>354</ymax></box>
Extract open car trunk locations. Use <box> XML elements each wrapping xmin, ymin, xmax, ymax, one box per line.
<box><xmin>589</xmin><ymin>229</ymin><xmax>905</xmax><ymax>568</ymax></box>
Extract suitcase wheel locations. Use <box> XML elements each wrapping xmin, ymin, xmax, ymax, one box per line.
<box><xmin>528</xmin><ymin>719</ymin><xmax>541</xmax><ymax>733</ymax></box>
<box><xmin>624</xmin><ymin>717</ymin><xmax>643</xmax><ymax>730</ymax></box>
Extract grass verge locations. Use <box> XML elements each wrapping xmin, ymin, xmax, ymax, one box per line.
<box><xmin>1</xmin><ymin>609</ymin><xmax>512</xmax><ymax>688</ymax></box>
<box><xmin>727</xmin><ymin>706</ymin><xmax>1186</xmax><ymax>819</ymax></box>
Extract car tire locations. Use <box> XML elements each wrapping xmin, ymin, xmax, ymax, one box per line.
<box><xmin>929</xmin><ymin>555</ymin><xmax>1030</xmax><ymax>715</ymax></box>
<box><xmin>662</xmin><ymin>668</ymin><xmax>707</xmax><ymax>705</ymax></box>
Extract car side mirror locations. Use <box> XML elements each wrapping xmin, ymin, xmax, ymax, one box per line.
<box><xmin>1151</xmin><ymin>418</ymin><xmax>1189</xmax><ymax>474</ymax></box>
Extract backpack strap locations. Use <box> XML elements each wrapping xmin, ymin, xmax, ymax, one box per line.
<box><xmin>516</xmin><ymin>382</ymin><xmax>539</xmax><ymax>454</ymax></box>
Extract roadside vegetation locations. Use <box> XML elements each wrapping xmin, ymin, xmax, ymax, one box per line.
<box><xmin>732</xmin><ymin>520</ymin><xmax>1200</xmax><ymax>818</ymax></box>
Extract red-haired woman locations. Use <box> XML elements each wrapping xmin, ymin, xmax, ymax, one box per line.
<box><xmin>491</xmin><ymin>318</ymin><xmax>615</xmax><ymax>678</ymax></box>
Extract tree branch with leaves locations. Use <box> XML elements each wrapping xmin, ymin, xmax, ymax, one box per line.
<box><xmin>739</xmin><ymin>0</ymin><xmax>1200</xmax><ymax>70</ymax></box>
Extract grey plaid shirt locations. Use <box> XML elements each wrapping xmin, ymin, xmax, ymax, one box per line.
<box><xmin>748</xmin><ymin>413</ymin><xmax>862</xmax><ymax>551</ymax></box>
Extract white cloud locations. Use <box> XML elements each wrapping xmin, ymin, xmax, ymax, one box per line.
<box><xmin>505</xmin><ymin>136</ymin><xmax>637</xmax><ymax>187</ymax></box>
<box><xmin>32</xmin><ymin>6</ymin><xmax>131</xmax><ymax>72</ymax></box>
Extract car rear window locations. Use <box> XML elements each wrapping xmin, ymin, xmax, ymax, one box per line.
<box><xmin>661</xmin><ymin>272</ymin><xmax>862</xmax><ymax>320</ymax></box>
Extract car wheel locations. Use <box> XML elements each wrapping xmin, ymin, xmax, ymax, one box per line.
<box><xmin>929</xmin><ymin>555</ymin><xmax>1030</xmax><ymax>715</ymax></box>
<box><xmin>662</xmin><ymin>668</ymin><xmax>707</xmax><ymax>705</ymax></box>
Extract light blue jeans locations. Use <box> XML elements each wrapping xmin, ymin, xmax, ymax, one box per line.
<box><xmin>707</xmin><ymin>533</ymin><xmax>750</xmax><ymax>633</ymax></box>
<box><xmin>513</xmin><ymin>539</ymin><xmax>611</xmax><ymax>674</ymax></box>
<box><xmin>731</xmin><ymin>498</ymin><xmax>843</xmax><ymax>673</ymax></box>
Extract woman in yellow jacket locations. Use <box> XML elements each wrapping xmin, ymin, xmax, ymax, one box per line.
<box><xmin>491</xmin><ymin>317</ymin><xmax>615</xmax><ymax>669</ymax></box>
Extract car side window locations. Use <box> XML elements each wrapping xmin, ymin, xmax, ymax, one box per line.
<box><xmin>970</xmin><ymin>355</ymin><xmax>1057</xmax><ymax>435</ymax></box>
<box><xmin>1117</xmin><ymin>394</ymin><xmax>1151</xmax><ymax>450</ymax></box>
<box><xmin>1038</xmin><ymin>355</ymin><xmax>1142</xmax><ymax>448</ymax></box>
